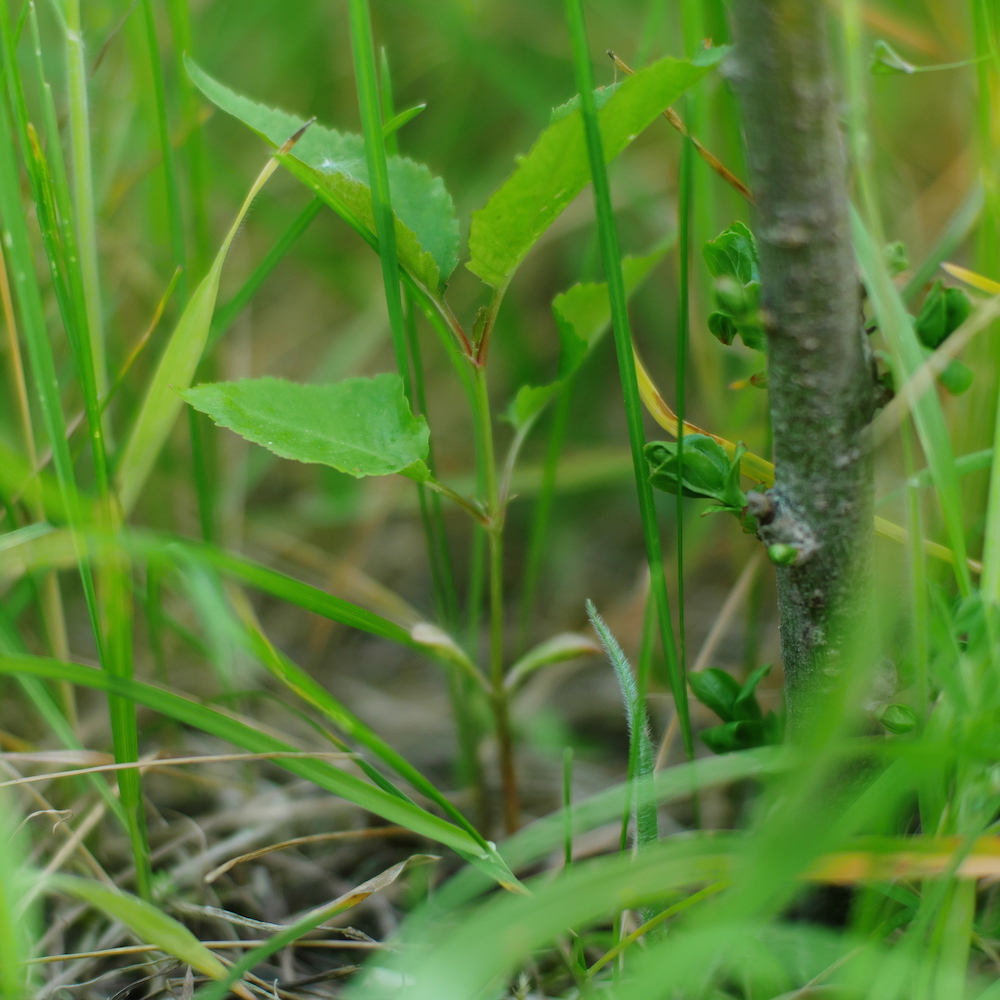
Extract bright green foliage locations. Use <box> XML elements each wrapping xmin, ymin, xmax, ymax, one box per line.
<box><xmin>703</xmin><ymin>221</ymin><xmax>766</xmax><ymax>352</ymax></box>
<box><xmin>690</xmin><ymin>665</ymin><xmax>783</xmax><ymax>754</ymax></box>
<box><xmin>507</xmin><ymin>249</ymin><xmax>666</xmax><ymax>429</ymax></box>
<box><xmin>467</xmin><ymin>56</ymin><xmax>708</xmax><ymax>289</ymax></box>
<box><xmin>915</xmin><ymin>280</ymin><xmax>972</xmax><ymax>349</ymax></box>
<box><xmin>646</xmin><ymin>434</ymin><xmax>755</xmax><ymax>530</ymax></box>
<box><xmin>53</xmin><ymin>875</ymin><xmax>229</xmax><ymax>983</ymax></box>
<box><xmin>911</xmin><ymin>280</ymin><xmax>975</xmax><ymax>395</ymax></box>
<box><xmin>186</xmin><ymin>58</ymin><xmax>458</xmax><ymax>293</ymax></box>
<box><xmin>181</xmin><ymin>374</ymin><xmax>431</xmax><ymax>481</ymax></box>
<box><xmin>879</xmin><ymin>703</ymin><xmax>918</xmax><ymax>734</ymax></box>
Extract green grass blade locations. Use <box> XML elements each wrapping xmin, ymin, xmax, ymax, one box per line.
<box><xmin>193</xmin><ymin>856</ymin><xmax>437</xmax><ymax>1000</ymax></box>
<box><xmin>0</xmin><ymin>791</ymin><xmax>35</xmax><ymax>1000</ymax></box>
<box><xmin>564</xmin><ymin>0</ymin><xmax>693</xmax><ymax>762</ymax></box>
<box><xmin>851</xmin><ymin>207</ymin><xmax>971</xmax><ymax>595</ymax></box>
<box><xmin>62</xmin><ymin>0</ymin><xmax>107</xmax><ymax>395</ymax></box>
<box><xmin>116</xmin><ymin>148</ymin><xmax>286</xmax><ymax>514</ymax></box>
<box><xmin>237</xmin><ymin>613</ymin><xmax>491</xmax><ymax>850</ymax></box>
<box><xmin>587</xmin><ymin>601</ymin><xmax>657</xmax><ymax>849</ymax></box>
<box><xmin>0</xmin><ymin>653</ymin><xmax>518</xmax><ymax>886</ymax></box>
<box><xmin>52</xmin><ymin>875</ymin><xmax>230</xmax><ymax>985</ymax></box>
<box><xmin>208</xmin><ymin>197</ymin><xmax>322</xmax><ymax>350</ymax></box>
<box><xmin>139</xmin><ymin>0</ymin><xmax>187</xmax><ymax>299</ymax></box>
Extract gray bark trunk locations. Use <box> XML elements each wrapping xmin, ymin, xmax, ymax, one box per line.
<box><xmin>726</xmin><ymin>0</ymin><xmax>875</xmax><ymax>729</ymax></box>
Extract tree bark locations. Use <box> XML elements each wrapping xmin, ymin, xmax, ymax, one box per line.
<box><xmin>726</xmin><ymin>0</ymin><xmax>875</xmax><ymax>729</ymax></box>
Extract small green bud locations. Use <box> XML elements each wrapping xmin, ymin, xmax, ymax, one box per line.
<box><xmin>879</xmin><ymin>703</ymin><xmax>917</xmax><ymax>735</ymax></box>
<box><xmin>715</xmin><ymin>275</ymin><xmax>751</xmax><ymax>316</ymax></box>
<box><xmin>767</xmin><ymin>543</ymin><xmax>799</xmax><ymax>566</ymax></box>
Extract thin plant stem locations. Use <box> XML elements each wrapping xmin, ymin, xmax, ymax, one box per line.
<box><xmin>564</xmin><ymin>0</ymin><xmax>693</xmax><ymax>763</ymax></box>
<box><xmin>472</xmin><ymin>364</ymin><xmax>519</xmax><ymax>833</ymax></box>
<box><xmin>675</xmin><ymin>117</ymin><xmax>693</xmax><ymax>686</ymax></box>
<box><xmin>517</xmin><ymin>380</ymin><xmax>573</xmax><ymax>651</ymax></box>
<box><xmin>562</xmin><ymin>746</ymin><xmax>573</xmax><ymax>869</ymax></box>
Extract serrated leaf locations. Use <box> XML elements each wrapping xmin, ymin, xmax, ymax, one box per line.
<box><xmin>468</xmin><ymin>56</ymin><xmax>707</xmax><ymax>289</ymax></box>
<box><xmin>180</xmin><ymin>374</ymin><xmax>429</xmax><ymax>480</ymax></box>
<box><xmin>507</xmin><ymin>249</ymin><xmax>666</xmax><ymax>429</ymax></box>
<box><xmin>52</xmin><ymin>875</ymin><xmax>235</xmax><ymax>989</ymax></box>
<box><xmin>186</xmin><ymin>58</ymin><xmax>459</xmax><ymax>292</ymax></box>
<box><xmin>703</xmin><ymin>221</ymin><xmax>759</xmax><ymax>285</ymax></box>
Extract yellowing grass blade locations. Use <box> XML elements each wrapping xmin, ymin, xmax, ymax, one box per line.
<box><xmin>941</xmin><ymin>261</ymin><xmax>1000</xmax><ymax>295</ymax></box>
<box><xmin>116</xmin><ymin>125</ymin><xmax>312</xmax><ymax>514</ymax></box>
<box><xmin>634</xmin><ymin>347</ymin><xmax>982</xmax><ymax>574</ymax></box>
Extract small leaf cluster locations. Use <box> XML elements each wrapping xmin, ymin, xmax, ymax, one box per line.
<box><xmin>645</xmin><ymin>434</ymin><xmax>757</xmax><ymax>532</ymax></box>
<box><xmin>703</xmin><ymin>221</ymin><xmax>766</xmax><ymax>354</ymax></box>
<box><xmin>689</xmin><ymin>665</ymin><xmax>783</xmax><ymax>754</ymax></box>
<box><xmin>914</xmin><ymin>279</ymin><xmax>974</xmax><ymax>395</ymax></box>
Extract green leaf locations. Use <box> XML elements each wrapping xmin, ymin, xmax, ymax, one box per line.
<box><xmin>550</xmin><ymin>83</ymin><xmax>620</xmax><ymax>122</ymax></box>
<box><xmin>507</xmin><ymin>249</ymin><xmax>667</xmax><ymax>429</ymax></box>
<box><xmin>937</xmin><ymin>357</ymin><xmax>974</xmax><ymax>395</ymax></box>
<box><xmin>689</xmin><ymin>668</ymin><xmax>743</xmax><ymax>723</ymax></box>
<box><xmin>707</xmin><ymin>310</ymin><xmax>738</xmax><ymax>346</ymax></box>
<box><xmin>733</xmin><ymin>663</ymin><xmax>771</xmax><ymax>721</ymax></box>
<box><xmin>879</xmin><ymin>703</ymin><xmax>918</xmax><ymax>734</ymax></box>
<box><xmin>915</xmin><ymin>280</ymin><xmax>970</xmax><ymax>349</ymax></box>
<box><xmin>186</xmin><ymin>58</ymin><xmax>458</xmax><ymax>292</ymax></box>
<box><xmin>180</xmin><ymin>374</ymin><xmax>430</xmax><ymax>480</ymax></box>
<box><xmin>51</xmin><ymin>875</ymin><xmax>232</xmax><ymax>986</ymax></box>
<box><xmin>467</xmin><ymin>56</ymin><xmax>707</xmax><ymax>289</ymax></box>
<box><xmin>645</xmin><ymin>434</ymin><xmax>747</xmax><ymax>511</ymax></box>
<box><xmin>703</xmin><ymin>221</ymin><xmax>759</xmax><ymax>285</ymax></box>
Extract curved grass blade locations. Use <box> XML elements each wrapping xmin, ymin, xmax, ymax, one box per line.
<box><xmin>50</xmin><ymin>875</ymin><xmax>251</xmax><ymax>1000</ymax></box>
<box><xmin>116</xmin><ymin>135</ymin><xmax>301</xmax><ymax>514</ymax></box>
<box><xmin>0</xmin><ymin>654</ymin><xmax>517</xmax><ymax>887</ymax></box>
<box><xmin>588</xmin><ymin>601</ymin><xmax>657</xmax><ymax>849</ymax></box>
<box><xmin>231</xmin><ymin>598</ymin><xmax>491</xmax><ymax>851</ymax></box>
<box><xmin>192</xmin><ymin>855</ymin><xmax>437</xmax><ymax>1000</ymax></box>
